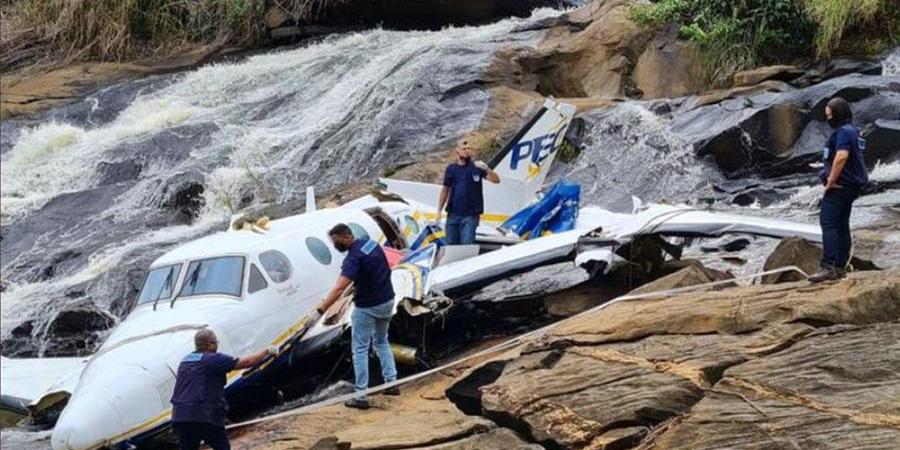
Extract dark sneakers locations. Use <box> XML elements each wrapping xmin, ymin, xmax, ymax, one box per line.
<box><xmin>808</xmin><ymin>266</ymin><xmax>847</xmax><ymax>283</ymax></box>
<box><xmin>382</xmin><ymin>386</ymin><xmax>401</xmax><ymax>396</ymax></box>
<box><xmin>344</xmin><ymin>398</ymin><xmax>370</xmax><ymax>410</ymax></box>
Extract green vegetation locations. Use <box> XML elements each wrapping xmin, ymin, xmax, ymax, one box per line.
<box><xmin>0</xmin><ymin>0</ymin><xmax>340</xmax><ymax>70</ymax></box>
<box><xmin>630</xmin><ymin>0</ymin><xmax>898</xmax><ymax>86</ymax></box>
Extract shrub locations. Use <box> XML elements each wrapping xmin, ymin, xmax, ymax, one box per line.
<box><xmin>803</xmin><ymin>0</ymin><xmax>898</xmax><ymax>57</ymax></box>
<box><xmin>631</xmin><ymin>0</ymin><xmax>815</xmax><ymax>86</ymax></box>
<box><xmin>630</xmin><ymin>0</ymin><xmax>899</xmax><ymax>86</ymax></box>
<box><xmin>1</xmin><ymin>0</ymin><xmax>342</xmax><ymax>69</ymax></box>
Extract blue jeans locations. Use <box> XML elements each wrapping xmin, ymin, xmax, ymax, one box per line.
<box><xmin>445</xmin><ymin>214</ymin><xmax>479</xmax><ymax>245</ymax></box>
<box><xmin>350</xmin><ymin>300</ymin><xmax>397</xmax><ymax>397</ymax></box>
<box><xmin>820</xmin><ymin>185</ymin><xmax>861</xmax><ymax>269</ymax></box>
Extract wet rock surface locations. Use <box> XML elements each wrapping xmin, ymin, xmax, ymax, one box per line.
<box><xmin>229</xmin><ymin>270</ymin><xmax>899</xmax><ymax>450</ymax></box>
<box><xmin>671</xmin><ymin>74</ymin><xmax>900</xmax><ymax>178</ymax></box>
<box><xmin>448</xmin><ymin>269</ymin><xmax>900</xmax><ymax>450</ymax></box>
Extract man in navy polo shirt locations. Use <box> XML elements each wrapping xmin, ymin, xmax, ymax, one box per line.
<box><xmin>317</xmin><ymin>223</ymin><xmax>399</xmax><ymax>409</ymax></box>
<box><xmin>437</xmin><ymin>136</ymin><xmax>500</xmax><ymax>245</ymax></box>
<box><xmin>170</xmin><ymin>329</ymin><xmax>277</xmax><ymax>450</ymax></box>
<box><xmin>809</xmin><ymin>97</ymin><xmax>869</xmax><ymax>282</ymax></box>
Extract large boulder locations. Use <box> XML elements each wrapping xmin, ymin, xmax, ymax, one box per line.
<box><xmin>1</xmin><ymin>299</ymin><xmax>116</xmax><ymax>357</ymax></box>
<box><xmin>762</xmin><ymin>237</ymin><xmax>879</xmax><ymax>284</ymax></box>
<box><xmin>513</xmin><ymin>0</ymin><xmax>655</xmax><ymax>99</ymax></box>
<box><xmin>450</xmin><ymin>270</ymin><xmax>900</xmax><ymax>449</ymax></box>
<box><xmin>671</xmin><ymin>74</ymin><xmax>900</xmax><ymax>178</ymax></box>
<box><xmin>732</xmin><ymin>65</ymin><xmax>806</xmax><ymax>87</ymax></box>
<box><xmin>861</xmin><ymin>119</ymin><xmax>900</xmax><ymax>165</ymax></box>
<box><xmin>627</xmin><ymin>265</ymin><xmax>711</xmax><ymax>295</ymax></box>
<box><xmin>633</xmin><ymin>27</ymin><xmax>702</xmax><ymax>99</ymax></box>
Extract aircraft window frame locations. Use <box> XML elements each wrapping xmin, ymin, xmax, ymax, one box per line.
<box><xmin>259</xmin><ymin>250</ymin><xmax>293</xmax><ymax>283</ymax></box>
<box><xmin>137</xmin><ymin>263</ymin><xmax>182</xmax><ymax>305</ymax></box>
<box><xmin>305</xmin><ymin>237</ymin><xmax>332</xmax><ymax>266</ymax></box>
<box><xmin>248</xmin><ymin>263</ymin><xmax>269</xmax><ymax>294</ymax></box>
<box><xmin>348</xmin><ymin>222</ymin><xmax>371</xmax><ymax>241</ymax></box>
<box><xmin>178</xmin><ymin>255</ymin><xmax>245</xmax><ymax>299</ymax></box>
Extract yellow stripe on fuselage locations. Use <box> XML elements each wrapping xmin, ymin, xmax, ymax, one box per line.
<box><xmin>412</xmin><ymin>211</ymin><xmax>510</xmax><ymax>223</ymax></box>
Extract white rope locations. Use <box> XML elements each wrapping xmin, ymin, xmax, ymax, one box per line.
<box><xmin>225</xmin><ymin>265</ymin><xmax>807</xmax><ymax>430</ymax></box>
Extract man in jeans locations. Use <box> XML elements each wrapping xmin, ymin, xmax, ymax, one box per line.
<box><xmin>317</xmin><ymin>223</ymin><xmax>399</xmax><ymax>409</ymax></box>
<box><xmin>437</xmin><ymin>136</ymin><xmax>500</xmax><ymax>245</ymax></box>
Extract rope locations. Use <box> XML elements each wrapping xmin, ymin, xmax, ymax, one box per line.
<box><xmin>225</xmin><ymin>265</ymin><xmax>807</xmax><ymax>430</ymax></box>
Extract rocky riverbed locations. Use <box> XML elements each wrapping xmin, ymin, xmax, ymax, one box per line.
<box><xmin>227</xmin><ymin>267</ymin><xmax>900</xmax><ymax>450</ymax></box>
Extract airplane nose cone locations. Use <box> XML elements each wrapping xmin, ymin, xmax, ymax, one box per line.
<box><xmin>51</xmin><ymin>396</ymin><xmax>119</xmax><ymax>450</ymax></box>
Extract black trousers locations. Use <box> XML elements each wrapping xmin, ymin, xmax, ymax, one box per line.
<box><xmin>173</xmin><ymin>422</ymin><xmax>230</xmax><ymax>450</ymax></box>
<box><xmin>819</xmin><ymin>185</ymin><xmax>861</xmax><ymax>269</ymax></box>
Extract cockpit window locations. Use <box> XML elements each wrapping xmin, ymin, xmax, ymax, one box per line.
<box><xmin>179</xmin><ymin>256</ymin><xmax>244</xmax><ymax>298</ymax></box>
<box><xmin>259</xmin><ymin>250</ymin><xmax>292</xmax><ymax>282</ymax></box>
<box><xmin>248</xmin><ymin>263</ymin><xmax>269</xmax><ymax>294</ymax></box>
<box><xmin>137</xmin><ymin>264</ymin><xmax>182</xmax><ymax>305</ymax></box>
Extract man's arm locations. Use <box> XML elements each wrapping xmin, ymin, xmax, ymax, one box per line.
<box><xmin>316</xmin><ymin>275</ymin><xmax>352</xmax><ymax>314</ymax></box>
<box><xmin>474</xmin><ymin>161</ymin><xmax>499</xmax><ymax>183</ymax></box>
<box><xmin>484</xmin><ymin>168</ymin><xmax>500</xmax><ymax>184</ymax></box>
<box><xmin>233</xmin><ymin>347</ymin><xmax>276</xmax><ymax>370</ymax></box>
<box><xmin>437</xmin><ymin>186</ymin><xmax>449</xmax><ymax>219</ymax></box>
<box><xmin>826</xmin><ymin>150</ymin><xmax>849</xmax><ymax>191</ymax></box>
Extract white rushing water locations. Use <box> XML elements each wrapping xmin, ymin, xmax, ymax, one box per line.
<box><xmin>0</xmin><ymin>9</ymin><xmax>565</xmax><ymax>345</ymax></box>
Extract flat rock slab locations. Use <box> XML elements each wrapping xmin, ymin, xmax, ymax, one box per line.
<box><xmin>638</xmin><ymin>323</ymin><xmax>900</xmax><ymax>449</ymax></box>
<box><xmin>452</xmin><ymin>270</ymin><xmax>900</xmax><ymax>450</ymax></box>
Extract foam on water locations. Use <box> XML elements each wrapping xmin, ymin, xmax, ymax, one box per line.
<box><xmin>0</xmin><ymin>97</ymin><xmax>199</xmax><ymax>223</ymax></box>
<box><xmin>555</xmin><ymin>102</ymin><xmax>717</xmax><ymax>211</ymax></box>
<box><xmin>883</xmin><ymin>46</ymin><xmax>900</xmax><ymax>76</ymax></box>
<box><xmin>0</xmin><ymin>8</ymin><xmax>564</xmax><ymax>347</ymax></box>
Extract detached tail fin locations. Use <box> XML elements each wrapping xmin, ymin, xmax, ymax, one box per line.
<box><xmin>482</xmin><ymin>98</ymin><xmax>576</xmax><ymax>219</ymax></box>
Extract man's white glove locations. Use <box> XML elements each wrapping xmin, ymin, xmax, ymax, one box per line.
<box><xmin>266</xmin><ymin>345</ymin><xmax>279</xmax><ymax>356</ymax></box>
<box><xmin>473</xmin><ymin>160</ymin><xmax>489</xmax><ymax>171</ymax></box>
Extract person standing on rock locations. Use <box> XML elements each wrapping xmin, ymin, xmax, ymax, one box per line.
<box><xmin>809</xmin><ymin>97</ymin><xmax>869</xmax><ymax>282</ymax></box>
<box><xmin>170</xmin><ymin>329</ymin><xmax>277</xmax><ymax>450</ymax></box>
<box><xmin>317</xmin><ymin>223</ymin><xmax>400</xmax><ymax>409</ymax></box>
<box><xmin>437</xmin><ymin>135</ymin><xmax>500</xmax><ymax>245</ymax></box>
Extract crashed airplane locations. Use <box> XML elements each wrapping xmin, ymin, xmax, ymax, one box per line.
<box><xmin>0</xmin><ymin>98</ymin><xmax>820</xmax><ymax>450</ymax></box>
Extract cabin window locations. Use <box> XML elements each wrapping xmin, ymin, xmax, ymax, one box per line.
<box><xmin>305</xmin><ymin>237</ymin><xmax>332</xmax><ymax>266</ymax></box>
<box><xmin>179</xmin><ymin>256</ymin><xmax>244</xmax><ymax>298</ymax></box>
<box><xmin>348</xmin><ymin>222</ymin><xmax>370</xmax><ymax>241</ymax></box>
<box><xmin>248</xmin><ymin>264</ymin><xmax>269</xmax><ymax>294</ymax></box>
<box><xmin>260</xmin><ymin>250</ymin><xmax>293</xmax><ymax>282</ymax></box>
<box><xmin>137</xmin><ymin>264</ymin><xmax>182</xmax><ymax>305</ymax></box>
<box><xmin>404</xmin><ymin>215</ymin><xmax>420</xmax><ymax>236</ymax></box>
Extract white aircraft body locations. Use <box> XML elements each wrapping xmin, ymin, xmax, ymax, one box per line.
<box><xmin>0</xmin><ymin>98</ymin><xmax>821</xmax><ymax>450</ymax></box>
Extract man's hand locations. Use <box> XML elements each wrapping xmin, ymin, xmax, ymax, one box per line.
<box><xmin>473</xmin><ymin>160</ymin><xmax>489</xmax><ymax>171</ymax></box>
<box><xmin>315</xmin><ymin>301</ymin><xmax>327</xmax><ymax>315</ymax></box>
<box><xmin>825</xmin><ymin>179</ymin><xmax>842</xmax><ymax>191</ymax></box>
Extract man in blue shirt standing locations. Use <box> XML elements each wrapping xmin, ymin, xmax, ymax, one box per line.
<box><xmin>437</xmin><ymin>136</ymin><xmax>500</xmax><ymax>245</ymax></box>
<box><xmin>809</xmin><ymin>97</ymin><xmax>869</xmax><ymax>282</ymax></box>
<box><xmin>170</xmin><ymin>329</ymin><xmax>277</xmax><ymax>450</ymax></box>
<box><xmin>317</xmin><ymin>223</ymin><xmax>399</xmax><ymax>409</ymax></box>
